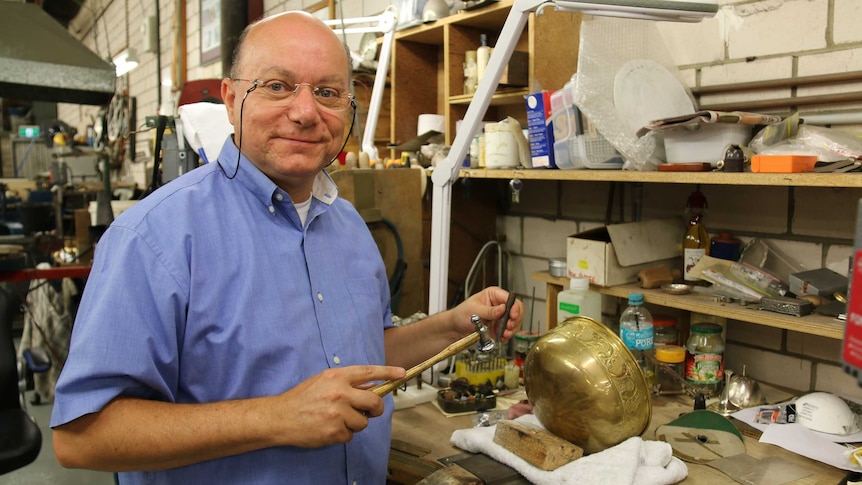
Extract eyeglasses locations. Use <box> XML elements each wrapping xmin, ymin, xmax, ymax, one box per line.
<box><xmin>232</xmin><ymin>78</ymin><xmax>354</xmax><ymax>111</ymax></box>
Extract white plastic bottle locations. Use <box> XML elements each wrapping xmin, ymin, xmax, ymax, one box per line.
<box><xmin>476</xmin><ymin>34</ymin><xmax>492</xmax><ymax>85</ymax></box>
<box><xmin>557</xmin><ymin>277</ymin><xmax>601</xmax><ymax>324</ymax></box>
<box><xmin>619</xmin><ymin>292</ymin><xmax>654</xmax><ymax>384</ymax></box>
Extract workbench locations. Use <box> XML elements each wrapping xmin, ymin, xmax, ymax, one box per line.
<box><xmin>389</xmin><ymin>392</ymin><xmax>848</xmax><ymax>484</ymax></box>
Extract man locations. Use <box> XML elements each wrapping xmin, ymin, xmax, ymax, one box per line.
<box><xmin>50</xmin><ymin>10</ymin><xmax>523</xmax><ymax>484</ymax></box>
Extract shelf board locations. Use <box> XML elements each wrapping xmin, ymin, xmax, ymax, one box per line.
<box><xmin>531</xmin><ymin>271</ymin><xmax>846</xmax><ymax>340</ymax></box>
<box><xmin>395</xmin><ymin>0</ymin><xmax>513</xmax><ymax>44</ymax></box>
<box><xmin>456</xmin><ymin>168</ymin><xmax>862</xmax><ymax>188</ymax></box>
<box><xmin>449</xmin><ymin>88</ymin><xmax>529</xmax><ymax>106</ymax></box>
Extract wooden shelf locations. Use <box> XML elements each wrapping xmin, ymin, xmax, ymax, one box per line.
<box><xmin>531</xmin><ymin>271</ymin><xmax>845</xmax><ymax>340</ymax></box>
<box><xmin>456</xmin><ymin>168</ymin><xmax>862</xmax><ymax>188</ymax></box>
<box><xmin>449</xmin><ymin>88</ymin><xmax>529</xmax><ymax>107</ymax></box>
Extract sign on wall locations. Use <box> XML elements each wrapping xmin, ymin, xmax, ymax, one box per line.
<box><xmin>200</xmin><ymin>0</ymin><xmax>221</xmax><ymax>65</ymax></box>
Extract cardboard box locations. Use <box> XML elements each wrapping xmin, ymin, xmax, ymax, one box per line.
<box><xmin>789</xmin><ymin>268</ymin><xmax>848</xmax><ymax>296</ymax></box>
<box><xmin>567</xmin><ymin>219</ymin><xmax>683</xmax><ymax>287</ymax></box>
<box><xmin>526</xmin><ymin>91</ymin><xmax>555</xmax><ymax>168</ymax></box>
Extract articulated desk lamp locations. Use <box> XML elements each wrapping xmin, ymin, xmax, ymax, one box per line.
<box><xmin>323</xmin><ymin>7</ymin><xmax>398</xmax><ymax>163</ymax></box>
<box><xmin>427</xmin><ymin>0</ymin><xmax>719</xmax><ymax>315</ymax></box>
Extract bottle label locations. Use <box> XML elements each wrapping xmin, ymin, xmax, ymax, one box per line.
<box><xmin>621</xmin><ymin>327</ymin><xmax>653</xmax><ymax>351</ymax></box>
<box><xmin>559</xmin><ymin>302</ymin><xmax>580</xmax><ymax>315</ymax></box>
<box><xmin>684</xmin><ymin>248</ymin><xmax>706</xmax><ymax>281</ymax></box>
<box><xmin>685</xmin><ymin>351</ymin><xmax>724</xmax><ymax>384</ymax></box>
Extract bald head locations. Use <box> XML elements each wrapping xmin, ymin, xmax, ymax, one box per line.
<box><xmin>230</xmin><ymin>11</ymin><xmax>352</xmax><ymax>81</ymax></box>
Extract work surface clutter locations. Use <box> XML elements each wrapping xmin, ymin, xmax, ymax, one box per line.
<box><xmin>451</xmin><ymin>414</ymin><xmax>687</xmax><ymax>485</ymax></box>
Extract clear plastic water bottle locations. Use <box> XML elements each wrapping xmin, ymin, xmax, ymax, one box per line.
<box><xmin>619</xmin><ymin>292</ymin><xmax>654</xmax><ymax>385</ymax></box>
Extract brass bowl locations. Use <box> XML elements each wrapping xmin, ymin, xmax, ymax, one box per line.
<box><xmin>524</xmin><ymin>316</ymin><xmax>652</xmax><ymax>454</ymax></box>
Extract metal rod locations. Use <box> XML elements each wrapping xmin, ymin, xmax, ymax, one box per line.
<box><xmin>699</xmin><ymin>91</ymin><xmax>862</xmax><ymax>112</ymax></box>
<box><xmin>691</xmin><ymin>70</ymin><xmax>862</xmax><ymax>95</ymax></box>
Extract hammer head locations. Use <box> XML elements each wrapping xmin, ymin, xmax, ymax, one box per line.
<box><xmin>470</xmin><ymin>314</ymin><xmax>496</xmax><ymax>352</ymax></box>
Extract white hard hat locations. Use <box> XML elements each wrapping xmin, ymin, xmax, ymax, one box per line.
<box><xmin>795</xmin><ymin>392</ymin><xmax>860</xmax><ymax>436</ymax></box>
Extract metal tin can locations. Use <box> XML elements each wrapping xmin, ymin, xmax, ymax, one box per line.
<box><xmin>549</xmin><ymin>257</ymin><xmax>567</xmax><ymax>278</ymax></box>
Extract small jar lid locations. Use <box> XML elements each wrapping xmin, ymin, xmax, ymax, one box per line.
<box><xmin>691</xmin><ymin>323</ymin><xmax>723</xmax><ymax>334</ymax></box>
<box><xmin>656</xmin><ymin>345</ymin><xmax>686</xmax><ymax>363</ymax></box>
<box><xmin>653</xmin><ymin>315</ymin><xmax>677</xmax><ymax>327</ymax></box>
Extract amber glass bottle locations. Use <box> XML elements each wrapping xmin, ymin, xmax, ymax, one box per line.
<box><xmin>683</xmin><ymin>187</ymin><xmax>709</xmax><ymax>282</ymax></box>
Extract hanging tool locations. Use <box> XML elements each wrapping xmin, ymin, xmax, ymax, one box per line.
<box><xmin>371</xmin><ymin>314</ymin><xmax>494</xmax><ymax>397</ymax></box>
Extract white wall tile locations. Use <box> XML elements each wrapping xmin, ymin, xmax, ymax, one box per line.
<box><xmin>725</xmin><ymin>0</ymin><xmax>828</xmax><ymax>59</ymax></box>
<box><xmin>833</xmin><ymin>0</ymin><xmax>862</xmax><ymax>44</ymax></box>
<box><xmin>522</xmin><ymin>217</ymin><xmax>578</xmax><ymax>259</ymax></box>
<box><xmin>786</xmin><ymin>332</ymin><xmax>842</xmax><ymax>362</ymax></box>
<box><xmin>724</xmin><ymin>345</ymin><xmax>812</xmax><ymax>392</ymax></box>
<box><xmin>815</xmin><ymin>364</ymin><xmax>862</xmax><ymax>402</ymax></box>
<box><xmin>727</xmin><ymin>320</ymin><xmax>783</xmax><ymax>351</ymax></box>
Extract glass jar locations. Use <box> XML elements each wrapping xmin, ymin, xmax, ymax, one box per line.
<box><xmin>685</xmin><ymin>323</ymin><xmax>725</xmax><ymax>397</ymax></box>
<box><xmin>653</xmin><ymin>315</ymin><xmax>678</xmax><ymax>346</ymax></box>
<box><xmin>655</xmin><ymin>345</ymin><xmax>686</xmax><ymax>394</ymax></box>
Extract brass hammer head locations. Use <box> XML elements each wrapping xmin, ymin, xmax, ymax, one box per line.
<box><xmin>470</xmin><ymin>314</ymin><xmax>496</xmax><ymax>352</ymax></box>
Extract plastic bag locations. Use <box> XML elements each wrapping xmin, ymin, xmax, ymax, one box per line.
<box><xmin>750</xmin><ymin>113</ymin><xmax>862</xmax><ymax>162</ymax></box>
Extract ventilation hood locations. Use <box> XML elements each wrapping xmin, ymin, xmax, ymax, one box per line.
<box><xmin>0</xmin><ymin>2</ymin><xmax>116</xmax><ymax>105</ymax></box>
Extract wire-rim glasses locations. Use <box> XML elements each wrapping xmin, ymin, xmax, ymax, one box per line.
<box><xmin>232</xmin><ymin>78</ymin><xmax>354</xmax><ymax>111</ymax></box>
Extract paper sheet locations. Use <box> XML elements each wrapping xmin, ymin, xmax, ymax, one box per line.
<box><xmin>732</xmin><ymin>405</ymin><xmax>862</xmax><ymax>472</ymax></box>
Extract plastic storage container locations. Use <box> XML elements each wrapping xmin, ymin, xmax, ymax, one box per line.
<box><xmin>663</xmin><ymin>123</ymin><xmax>753</xmax><ymax>165</ymax></box>
<box><xmin>550</xmin><ymin>75</ymin><xmax>622</xmax><ymax>170</ymax></box>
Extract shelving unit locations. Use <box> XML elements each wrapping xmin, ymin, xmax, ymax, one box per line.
<box><xmin>390</xmin><ymin>0</ymin><xmax>580</xmax><ymax>151</ymax></box>
<box><xmin>390</xmin><ymin>2</ymin><xmax>857</xmax><ymax>338</ymax></box>
<box><xmin>531</xmin><ymin>271</ymin><xmax>846</xmax><ymax>340</ymax></box>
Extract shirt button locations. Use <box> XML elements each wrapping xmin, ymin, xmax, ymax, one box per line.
<box><xmin>317</xmin><ymin>293</ymin><xmax>324</xmax><ymax>302</ymax></box>
<box><xmin>268</xmin><ymin>205</ymin><xmax>275</xmax><ymax>213</ymax></box>
<box><xmin>333</xmin><ymin>355</ymin><xmax>341</xmax><ymax>365</ymax></box>
<box><xmin>275</xmin><ymin>193</ymin><xmax>283</xmax><ymax>201</ymax></box>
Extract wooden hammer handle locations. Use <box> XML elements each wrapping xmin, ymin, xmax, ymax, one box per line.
<box><xmin>371</xmin><ymin>332</ymin><xmax>480</xmax><ymax>397</ymax></box>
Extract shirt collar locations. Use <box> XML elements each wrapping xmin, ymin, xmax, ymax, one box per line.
<box><xmin>215</xmin><ymin>135</ymin><xmax>339</xmax><ymax>207</ymax></box>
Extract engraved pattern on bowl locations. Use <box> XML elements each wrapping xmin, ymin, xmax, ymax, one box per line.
<box><xmin>524</xmin><ymin>316</ymin><xmax>652</xmax><ymax>454</ymax></box>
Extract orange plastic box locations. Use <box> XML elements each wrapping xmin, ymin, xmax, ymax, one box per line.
<box><xmin>751</xmin><ymin>154</ymin><xmax>818</xmax><ymax>173</ymax></box>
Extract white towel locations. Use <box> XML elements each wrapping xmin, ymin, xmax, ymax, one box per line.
<box><xmin>177</xmin><ymin>102</ymin><xmax>233</xmax><ymax>164</ymax></box>
<box><xmin>450</xmin><ymin>414</ymin><xmax>688</xmax><ymax>485</ymax></box>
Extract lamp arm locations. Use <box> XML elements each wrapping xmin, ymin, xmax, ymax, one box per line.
<box><xmin>428</xmin><ymin>0</ymin><xmax>540</xmax><ymax>314</ymax></box>
<box><xmin>324</xmin><ymin>7</ymin><xmax>398</xmax><ymax>162</ymax></box>
<box><xmin>427</xmin><ymin>0</ymin><xmax>717</xmax><ymax>313</ymax></box>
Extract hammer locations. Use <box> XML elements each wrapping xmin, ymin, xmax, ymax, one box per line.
<box><xmin>370</xmin><ymin>314</ymin><xmax>496</xmax><ymax>397</ymax></box>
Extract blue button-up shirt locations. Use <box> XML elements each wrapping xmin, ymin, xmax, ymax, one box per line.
<box><xmin>52</xmin><ymin>138</ymin><xmax>394</xmax><ymax>484</ymax></box>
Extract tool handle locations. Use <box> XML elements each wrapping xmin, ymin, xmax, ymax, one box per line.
<box><xmin>498</xmin><ymin>291</ymin><xmax>517</xmax><ymax>343</ymax></box>
<box><xmin>371</xmin><ymin>332</ymin><xmax>480</xmax><ymax>397</ymax></box>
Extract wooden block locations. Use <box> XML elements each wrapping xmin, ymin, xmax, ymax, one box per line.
<box><xmin>493</xmin><ymin>420</ymin><xmax>583</xmax><ymax>471</ymax></box>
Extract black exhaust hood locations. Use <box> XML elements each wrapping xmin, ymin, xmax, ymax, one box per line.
<box><xmin>0</xmin><ymin>2</ymin><xmax>116</xmax><ymax>105</ymax></box>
